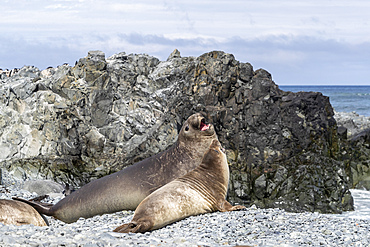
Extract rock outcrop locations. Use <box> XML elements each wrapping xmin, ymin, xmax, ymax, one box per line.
<box><xmin>0</xmin><ymin>50</ymin><xmax>356</xmax><ymax>213</ymax></box>
<box><xmin>333</xmin><ymin>112</ymin><xmax>370</xmax><ymax>190</ymax></box>
<box><xmin>336</xmin><ymin>128</ymin><xmax>370</xmax><ymax>191</ymax></box>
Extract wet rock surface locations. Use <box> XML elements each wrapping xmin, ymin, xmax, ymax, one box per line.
<box><xmin>0</xmin><ymin>49</ymin><xmax>367</xmax><ymax>213</ymax></box>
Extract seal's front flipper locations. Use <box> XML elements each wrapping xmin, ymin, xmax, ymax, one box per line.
<box><xmin>113</xmin><ymin>222</ymin><xmax>138</xmax><ymax>233</ymax></box>
<box><xmin>113</xmin><ymin>220</ymin><xmax>153</xmax><ymax>233</ymax></box>
<box><xmin>217</xmin><ymin>199</ymin><xmax>246</xmax><ymax>212</ymax></box>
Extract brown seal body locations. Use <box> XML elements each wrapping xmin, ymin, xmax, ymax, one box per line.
<box><xmin>14</xmin><ymin>113</ymin><xmax>217</xmax><ymax>223</ymax></box>
<box><xmin>0</xmin><ymin>199</ymin><xmax>48</xmax><ymax>226</ymax></box>
<box><xmin>114</xmin><ymin>139</ymin><xmax>245</xmax><ymax>233</ymax></box>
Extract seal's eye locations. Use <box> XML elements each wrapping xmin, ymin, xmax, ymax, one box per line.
<box><xmin>185</xmin><ymin>126</ymin><xmax>189</xmax><ymax>131</ymax></box>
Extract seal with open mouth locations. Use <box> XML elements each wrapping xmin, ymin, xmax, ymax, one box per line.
<box><xmin>14</xmin><ymin>113</ymin><xmax>217</xmax><ymax>223</ymax></box>
<box><xmin>113</xmin><ymin>139</ymin><xmax>245</xmax><ymax>233</ymax></box>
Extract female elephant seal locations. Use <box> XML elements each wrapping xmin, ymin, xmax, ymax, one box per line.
<box><xmin>113</xmin><ymin>139</ymin><xmax>245</xmax><ymax>233</ymax></box>
<box><xmin>14</xmin><ymin>113</ymin><xmax>217</xmax><ymax>223</ymax></box>
<box><xmin>0</xmin><ymin>199</ymin><xmax>48</xmax><ymax>226</ymax></box>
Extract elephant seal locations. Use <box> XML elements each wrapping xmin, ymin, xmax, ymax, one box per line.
<box><xmin>14</xmin><ymin>113</ymin><xmax>217</xmax><ymax>223</ymax></box>
<box><xmin>113</xmin><ymin>139</ymin><xmax>245</xmax><ymax>233</ymax></box>
<box><xmin>0</xmin><ymin>199</ymin><xmax>48</xmax><ymax>226</ymax></box>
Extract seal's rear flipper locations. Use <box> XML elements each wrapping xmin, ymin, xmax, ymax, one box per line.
<box><xmin>217</xmin><ymin>199</ymin><xmax>246</xmax><ymax>212</ymax></box>
<box><xmin>12</xmin><ymin>197</ymin><xmax>54</xmax><ymax>216</ymax></box>
<box><xmin>29</xmin><ymin>195</ymin><xmax>51</xmax><ymax>203</ymax></box>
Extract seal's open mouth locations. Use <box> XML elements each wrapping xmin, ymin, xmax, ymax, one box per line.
<box><xmin>200</xmin><ymin>119</ymin><xmax>210</xmax><ymax>131</ymax></box>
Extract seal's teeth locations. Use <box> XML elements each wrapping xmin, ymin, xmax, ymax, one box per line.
<box><xmin>200</xmin><ymin>122</ymin><xmax>210</xmax><ymax>131</ymax></box>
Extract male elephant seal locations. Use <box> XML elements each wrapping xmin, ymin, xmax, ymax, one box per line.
<box><xmin>113</xmin><ymin>139</ymin><xmax>245</xmax><ymax>233</ymax></box>
<box><xmin>0</xmin><ymin>199</ymin><xmax>48</xmax><ymax>226</ymax></box>
<box><xmin>14</xmin><ymin>113</ymin><xmax>217</xmax><ymax>223</ymax></box>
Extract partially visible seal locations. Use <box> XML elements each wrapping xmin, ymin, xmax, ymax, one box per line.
<box><xmin>14</xmin><ymin>113</ymin><xmax>217</xmax><ymax>223</ymax></box>
<box><xmin>0</xmin><ymin>199</ymin><xmax>48</xmax><ymax>226</ymax></box>
<box><xmin>113</xmin><ymin>139</ymin><xmax>245</xmax><ymax>233</ymax></box>
<box><xmin>22</xmin><ymin>180</ymin><xmax>64</xmax><ymax>196</ymax></box>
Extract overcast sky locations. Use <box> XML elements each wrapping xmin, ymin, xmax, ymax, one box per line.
<box><xmin>1</xmin><ymin>0</ymin><xmax>369</xmax><ymax>85</ymax></box>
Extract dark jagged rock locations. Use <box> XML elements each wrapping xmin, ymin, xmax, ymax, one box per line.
<box><xmin>0</xmin><ymin>50</ymin><xmax>357</xmax><ymax>213</ymax></box>
<box><xmin>334</xmin><ymin>112</ymin><xmax>370</xmax><ymax>191</ymax></box>
<box><xmin>337</xmin><ymin>128</ymin><xmax>370</xmax><ymax>190</ymax></box>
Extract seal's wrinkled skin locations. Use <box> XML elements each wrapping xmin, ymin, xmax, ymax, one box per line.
<box><xmin>14</xmin><ymin>113</ymin><xmax>217</xmax><ymax>223</ymax></box>
<box><xmin>0</xmin><ymin>199</ymin><xmax>48</xmax><ymax>226</ymax></box>
<box><xmin>114</xmin><ymin>139</ymin><xmax>245</xmax><ymax>233</ymax></box>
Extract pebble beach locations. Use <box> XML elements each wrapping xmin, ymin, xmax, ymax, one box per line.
<box><xmin>1</xmin><ymin>168</ymin><xmax>370</xmax><ymax>247</ymax></box>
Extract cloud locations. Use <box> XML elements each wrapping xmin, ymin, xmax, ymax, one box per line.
<box><xmin>0</xmin><ymin>35</ymin><xmax>84</xmax><ymax>69</ymax></box>
<box><xmin>1</xmin><ymin>0</ymin><xmax>366</xmax><ymax>42</ymax></box>
<box><xmin>1</xmin><ymin>32</ymin><xmax>369</xmax><ymax>85</ymax></box>
<box><xmin>1</xmin><ymin>0</ymin><xmax>370</xmax><ymax>85</ymax></box>
<box><xmin>220</xmin><ymin>35</ymin><xmax>370</xmax><ymax>85</ymax></box>
<box><xmin>45</xmin><ymin>4</ymin><xmax>71</xmax><ymax>9</ymax></box>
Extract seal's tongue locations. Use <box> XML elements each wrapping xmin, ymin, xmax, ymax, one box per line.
<box><xmin>200</xmin><ymin>121</ymin><xmax>210</xmax><ymax>131</ymax></box>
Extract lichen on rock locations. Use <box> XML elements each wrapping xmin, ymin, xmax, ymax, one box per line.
<box><xmin>0</xmin><ymin>49</ymin><xmax>364</xmax><ymax>213</ymax></box>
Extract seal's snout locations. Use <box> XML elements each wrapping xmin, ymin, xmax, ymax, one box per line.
<box><xmin>200</xmin><ymin>118</ymin><xmax>210</xmax><ymax>131</ymax></box>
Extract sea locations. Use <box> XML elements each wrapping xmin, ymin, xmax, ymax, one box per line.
<box><xmin>279</xmin><ymin>85</ymin><xmax>370</xmax><ymax>220</ymax></box>
<box><xmin>279</xmin><ymin>85</ymin><xmax>370</xmax><ymax>117</ymax></box>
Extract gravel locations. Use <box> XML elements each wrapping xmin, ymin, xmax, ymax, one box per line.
<box><xmin>1</xmin><ymin>168</ymin><xmax>369</xmax><ymax>247</ymax></box>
